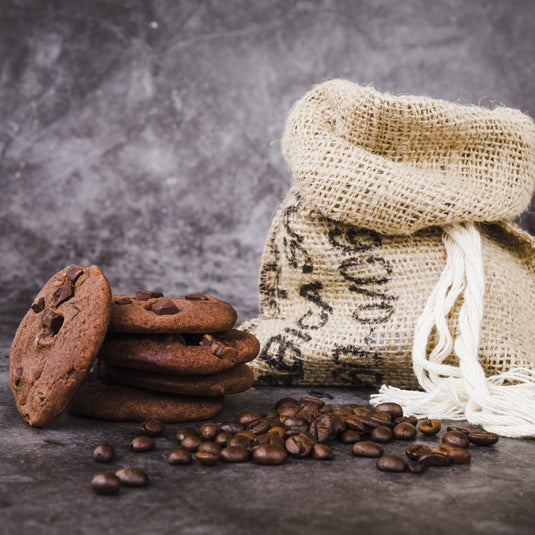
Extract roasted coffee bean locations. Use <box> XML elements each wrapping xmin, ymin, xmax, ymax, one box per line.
<box><xmin>372</xmin><ymin>411</ymin><xmax>392</xmax><ymax>423</ymax></box>
<box><xmin>180</xmin><ymin>435</ymin><xmax>203</xmax><ymax>452</ymax></box>
<box><xmin>394</xmin><ymin>416</ymin><xmax>418</xmax><ymax>426</ymax></box>
<box><xmin>418</xmin><ymin>451</ymin><xmax>450</xmax><ymax>467</ymax></box>
<box><xmin>312</xmin><ymin>443</ymin><xmax>334</xmax><ymax>460</ymax></box>
<box><xmin>299</xmin><ymin>396</ymin><xmax>325</xmax><ymax>410</ymax></box>
<box><xmin>228</xmin><ymin>435</ymin><xmax>252</xmax><ymax>449</ymax></box>
<box><xmin>418</xmin><ymin>418</ymin><xmax>442</xmax><ymax>436</ymax></box>
<box><xmin>447</xmin><ymin>447</ymin><xmax>471</xmax><ymax>465</ymax></box>
<box><xmin>405</xmin><ymin>444</ymin><xmax>432</xmax><ymax>461</ymax></box>
<box><xmin>195</xmin><ymin>451</ymin><xmax>220</xmax><ymax>466</ymax></box>
<box><xmin>371</xmin><ymin>425</ymin><xmax>394</xmax><ymax>443</ymax></box>
<box><xmin>359</xmin><ymin>413</ymin><xmax>395</xmax><ymax>429</ymax></box>
<box><xmin>467</xmin><ymin>431</ymin><xmax>499</xmax><ymax>446</ymax></box>
<box><xmin>199</xmin><ymin>422</ymin><xmax>218</xmax><ymax>440</ymax></box>
<box><xmin>373</xmin><ymin>402</ymin><xmax>403</xmax><ymax>420</ymax></box>
<box><xmin>282</xmin><ymin>416</ymin><xmax>308</xmax><ymax>431</ymax></box>
<box><xmin>237</xmin><ymin>410</ymin><xmax>261</xmax><ymax>426</ymax></box>
<box><xmin>115</xmin><ymin>467</ymin><xmax>148</xmax><ymax>487</ymax></box>
<box><xmin>264</xmin><ymin>409</ymin><xmax>279</xmax><ymax>419</ymax></box>
<box><xmin>65</xmin><ymin>264</ymin><xmax>83</xmax><ymax>282</ymax></box>
<box><xmin>376</xmin><ymin>454</ymin><xmax>407</xmax><ymax>472</ymax></box>
<box><xmin>31</xmin><ymin>297</ymin><xmax>45</xmax><ymax>313</ymax></box>
<box><xmin>393</xmin><ymin>422</ymin><xmax>417</xmax><ymax>440</ymax></box>
<box><xmin>247</xmin><ymin>419</ymin><xmax>271</xmax><ymax>435</ymax></box>
<box><xmin>52</xmin><ymin>281</ymin><xmax>74</xmax><ymax>306</ymax></box>
<box><xmin>278</xmin><ymin>405</ymin><xmax>300</xmax><ymax>418</ymax></box>
<box><xmin>135</xmin><ymin>289</ymin><xmax>164</xmax><ymax>301</ymax></box>
<box><xmin>91</xmin><ymin>472</ymin><xmax>121</xmax><ymax>495</ymax></box>
<box><xmin>214</xmin><ymin>432</ymin><xmax>234</xmax><ymax>447</ymax></box>
<box><xmin>151</xmin><ymin>297</ymin><xmax>179</xmax><ymax>315</ymax></box>
<box><xmin>93</xmin><ymin>443</ymin><xmax>115</xmax><ymax>463</ymax></box>
<box><xmin>447</xmin><ymin>425</ymin><xmax>471</xmax><ymax>435</ymax></box>
<box><xmin>344</xmin><ymin>415</ymin><xmax>367</xmax><ymax>433</ymax></box>
<box><xmin>252</xmin><ymin>444</ymin><xmax>287</xmax><ymax>465</ymax></box>
<box><xmin>235</xmin><ymin>430</ymin><xmax>256</xmax><ymax>440</ymax></box>
<box><xmin>442</xmin><ymin>430</ymin><xmax>470</xmax><ymax>449</ymax></box>
<box><xmin>217</xmin><ymin>421</ymin><xmax>244</xmax><ymax>434</ymax></box>
<box><xmin>221</xmin><ymin>445</ymin><xmax>250</xmax><ymax>463</ymax></box>
<box><xmin>320</xmin><ymin>404</ymin><xmax>334</xmax><ymax>413</ymax></box>
<box><xmin>168</xmin><ymin>449</ymin><xmax>192</xmax><ymax>465</ymax></box>
<box><xmin>267</xmin><ymin>426</ymin><xmax>286</xmax><ymax>438</ymax></box>
<box><xmin>41</xmin><ymin>309</ymin><xmax>63</xmax><ymax>334</ymax></box>
<box><xmin>176</xmin><ymin>426</ymin><xmax>198</xmax><ymax>442</ymax></box>
<box><xmin>350</xmin><ymin>406</ymin><xmax>372</xmax><ymax>417</ymax></box>
<box><xmin>352</xmin><ymin>441</ymin><xmax>384</xmax><ymax>458</ymax></box>
<box><xmin>407</xmin><ymin>461</ymin><xmax>427</xmax><ymax>474</ymax></box>
<box><xmin>297</xmin><ymin>407</ymin><xmax>321</xmax><ymax>423</ymax></box>
<box><xmin>197</xmin><ymin>441</ymin><xmax>221</xmax><ymax>455</ymax></box>
<box><xmin>309</xmin><ymin>413</ymin><xmax>338</xmax><ymax>443</ymax></box>
<box><xmin>285</xmin><ymin>434</ymin><xmax>314</xmax><ymax>458</ymax></box>
<box><xmin>130</xmin><ymin>436</ymin><xmax>155</xmax><ymax>453</ymax></box>
<box><xmin>338</xmin><ymin>429</ymin><xmax>361</xmax><ymax>444</ymax></box>
<box><xmin>140</xmin><ymin>419</ymin><xmax>164</xmax><ymax>437</ymax></box>
<box><xmin>275</xmin><ymin>397</ymin><xmax>299</xmax><ymax>409</ymax></box>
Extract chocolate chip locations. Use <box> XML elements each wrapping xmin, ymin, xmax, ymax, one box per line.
<box><xmin>52</xmin><ymin>281</ymin><xmax>74</xmax><ymax>306</ymax></box>
<box><xmin>31</xmin><ymin>297</ymin><xmax>45</xmax><ymax>313</ymax></box>
<box><xmin>13</xmin><ymin>367</ymin><xmax>23</xmax><ymax>386</ymax></box>
<box><xmin>135</xmin><ymin>289</ymin><xmax>164</xmax><ymax>301</ymax></box>
<box><xmin>115</xmin><ymin>297</ymin><xmax>132</xmax><ymax>305</ymax></box>
<box><xmin>185</xmin><ymin>293</ymin><xmax>209</xmax><ymax>300</ymax></box>
<box><xmin>41</xmin><ymin>309</ymin><xmax>63</xmax><ymax>334</ymax></box>
<box><xmin>65</xmin><ymin>265</ymin><xmax>83</xmax><ymax>282</ymax></box>
<box><xmin>151</xmin><ymin>298</ymin><xmax>179</xmax><ymax>315</ymax></box>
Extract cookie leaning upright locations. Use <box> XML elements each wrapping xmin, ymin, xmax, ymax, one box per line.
<box><xmin>9</xmin><ymin>265</ymin><xmax>112</xmax><ymax>426</ymax></box>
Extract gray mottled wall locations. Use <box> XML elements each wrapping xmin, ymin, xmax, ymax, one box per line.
<box><xmin>1</xmin><ymin>0</ymin><xmax>535</xmax><ymax>338</ymax></box>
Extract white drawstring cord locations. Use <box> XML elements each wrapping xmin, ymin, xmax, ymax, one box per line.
<box><xmin>370</xmin><ymin>222</ymin><xmax>535</xmax><ymax>438</ymax></box>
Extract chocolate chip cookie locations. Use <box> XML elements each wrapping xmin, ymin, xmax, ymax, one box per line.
<box><xmin>69</xmin><ymin>379</ymin><xmax>224</xmax><ymax>423</ymax></box>
<box><xmin>109</xmin><ymin>291</ymin><xmax>237</xmax><ymax>334</ymax></box>
<box><xmin>99</xmin><ymin>362</ymin><xmax>255</xmax><ymax>397</ymax></box>
<box><xmin>98</xmin><ymin>329</ymin><xmax>260</xmax><ymax>375</ymax></box>
<box><xmin>9</xmin><ymin>265</ymin><xmax>112</xmax><ymax>426</ymax></box>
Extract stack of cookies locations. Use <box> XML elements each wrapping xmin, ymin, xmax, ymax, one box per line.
<box><xmin>9</xmin><ymin>265</ymin><xmax>259</xmax><ymax>426</ymax></box>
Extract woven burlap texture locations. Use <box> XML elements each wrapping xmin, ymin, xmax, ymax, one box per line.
<box><xmin>242</xmin><ymin>79</ymin><xmax>535</xmax><ymax>388</ymax></box>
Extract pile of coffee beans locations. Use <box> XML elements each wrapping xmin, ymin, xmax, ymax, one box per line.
<box><xmin>91</xmin><ymin>398</ymin><xmax>499</xmax><ymax>494</ymax></box>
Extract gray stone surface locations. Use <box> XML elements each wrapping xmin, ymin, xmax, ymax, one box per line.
<box><xmin>2</xmin><ymin>1</ymin><xmax>535</xmax><ymax>534</ymax></box>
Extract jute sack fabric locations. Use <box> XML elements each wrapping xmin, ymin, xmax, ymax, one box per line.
<box><xmin>241</xmin><ymin>80</ymin><xmax>535</xmax><ymax>436</ymax></box>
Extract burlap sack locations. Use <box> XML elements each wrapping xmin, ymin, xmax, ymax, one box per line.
<box><xmin>242</xmin><ymin>79</ymin><xmax>535</xmax><ymax>390</ymax></box>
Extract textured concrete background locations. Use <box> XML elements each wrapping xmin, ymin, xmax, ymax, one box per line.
<box><xmin>1</xmin><ymin>0</ymin><xmax>535</xmax><ymax>338</ymax></box>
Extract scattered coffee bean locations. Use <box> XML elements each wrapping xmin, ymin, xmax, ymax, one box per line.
<box><xmin>447</xmin><ymin>448</ymin><xmax>471</xmax><ymax>465</ymax></box>
<box><xmin>247</xmin><ymin>419</ymin><xmax>271</xmax><ymax>435</ymax></box>
<box><xmin>228</xmin><ymin>435</ymin><xmax>252</xmax><ymax>449</ymax></box>
<box><xmin>180</xmin><ymin>435</ymin><xmax>202</xmax><ymax>452</ymax></box>
<box><xmin>352</xmin><ymin>441</ymin><xmax>383</xmax><ymax>458</ymax></box>
<box><xmin>195</xmin><ymin>451</ymin><xmax>220</xmax><ymax>466</ymax></box>
<box><xmin>221</xmin><ymin>445</ymin><xmax>250</xmax><ymax>463</ymax></box>
<box><xmin>393</xmin><ymin>422</ymin><xmax>417</xmax><ymax>440</ymax></box>
<box><xmin>237</xmin><ymin>410</ymin><xmax>261</xmax><ymax>426</ymax></box>
<box><xmin>407</xmin><ymin>461</ymin><xmax>427</xmax><ymax>474</ymax></box>
<box><xmin>442</xmin><ymin>430</ymin><xmax>470</xmax><ymax>449</ymax></box>
<box><xmin>252</xmin><ymin>444</ymin><xmax>287</xmax><ymax>465</ymax></box>
<box><xmin>373</xmin><ymin>402</ymin><xmax>403</xmax><ymax>420</ymax></box>
<box><xmin>418</xmin><ymin>418</ymin><xmax>442</xmax><ymax>436</ymax></box>
<box><xmin>371</xmin><ymin>425</ymin><xmax>394</xmax><ymax>443</ymax></box>
<box><xmin>214</xmin><ymin>432</ymin><xmax>234</xmax><ymax>447</ymax></box>
<box><xmin>91</xmin><ymin>472</ymin><xmax>121</xmax><ymax>495</ymax></box>
<box><xmin>199</xmin><ymin>422</ymin><xmax>219</xmax><ymax>440</ymax></box>
<box><xmin>275</xmin><ymin>397</ymin><xmax>299</xmax><ymax>409</ymax></box>
<box><xmin>405</xmin><ymin>444</ymin><xmax>431</xmax><ymax>461</ymax></box>
<box><xmin>338</xmin><ymin>429</ymin><xmax>361</xmax><ymax>444</ymax></box>
<box><xmin>467</xmin><ymin>431</ymin><xmax>499</xmax><ymax>446</ymax></box>
<box><xmin>197</xmin><ymin>441</ymin><xmax>221</xmax><ymax>455</ymax></box>
<box><xmin>311</xmin><ymin>443</ymin><xmax>334</xmax><ymax>460</ymax></box>
<box><xmin>217</xmin><ymin>421</ymin><xmax>244</xmax><ymax>434</ymax></box>
<box><xmin>115</xmin><ymin>467</ymin><xmax>148</xmax><ymax>487</ymax></box>
<box><xmin>140</xmin><ymin>419</ymin><xmax>164</xmax><ymax>437</ymax></box>
<box><xmin>418</xmin><ymin>451</ymin><xmax>450</xmax><ymax>467</ymax></box>
<box><xmin>93</xmin><ymin>443</ymin><xmax>115</xmax><ymax>463</ymax></box>
<box><xmin>176</xmin><ymin>426</ymin><xmax>198</xmax><ymax>442</ymax></box>
<box><xmin>446</xmin><ymin>425</ymin><xmax>471</xmax><ymax>435</ymax></box>
<box><xmin>285</xmin><ymin>434</ymin><xmax>314</xmax><ymax>458</ymax></box>
<box><xmin>129</xmin><ymin>436</ymin><xmax>155</xmax><ymax>453</ymax></box>
<box><xmin>168</xmin><ymin>449</ymin><xmax>192</xmax><ymax>465</ymax></box>
<box><xmin>376</xmin><ymin>454</ymin><xmax>407</xmax><ymax>472</ymax></box>
<box><xmin>394</xmin><ymin>415</ymin><xmax>418</xmax><ymax>426</ymax></box>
